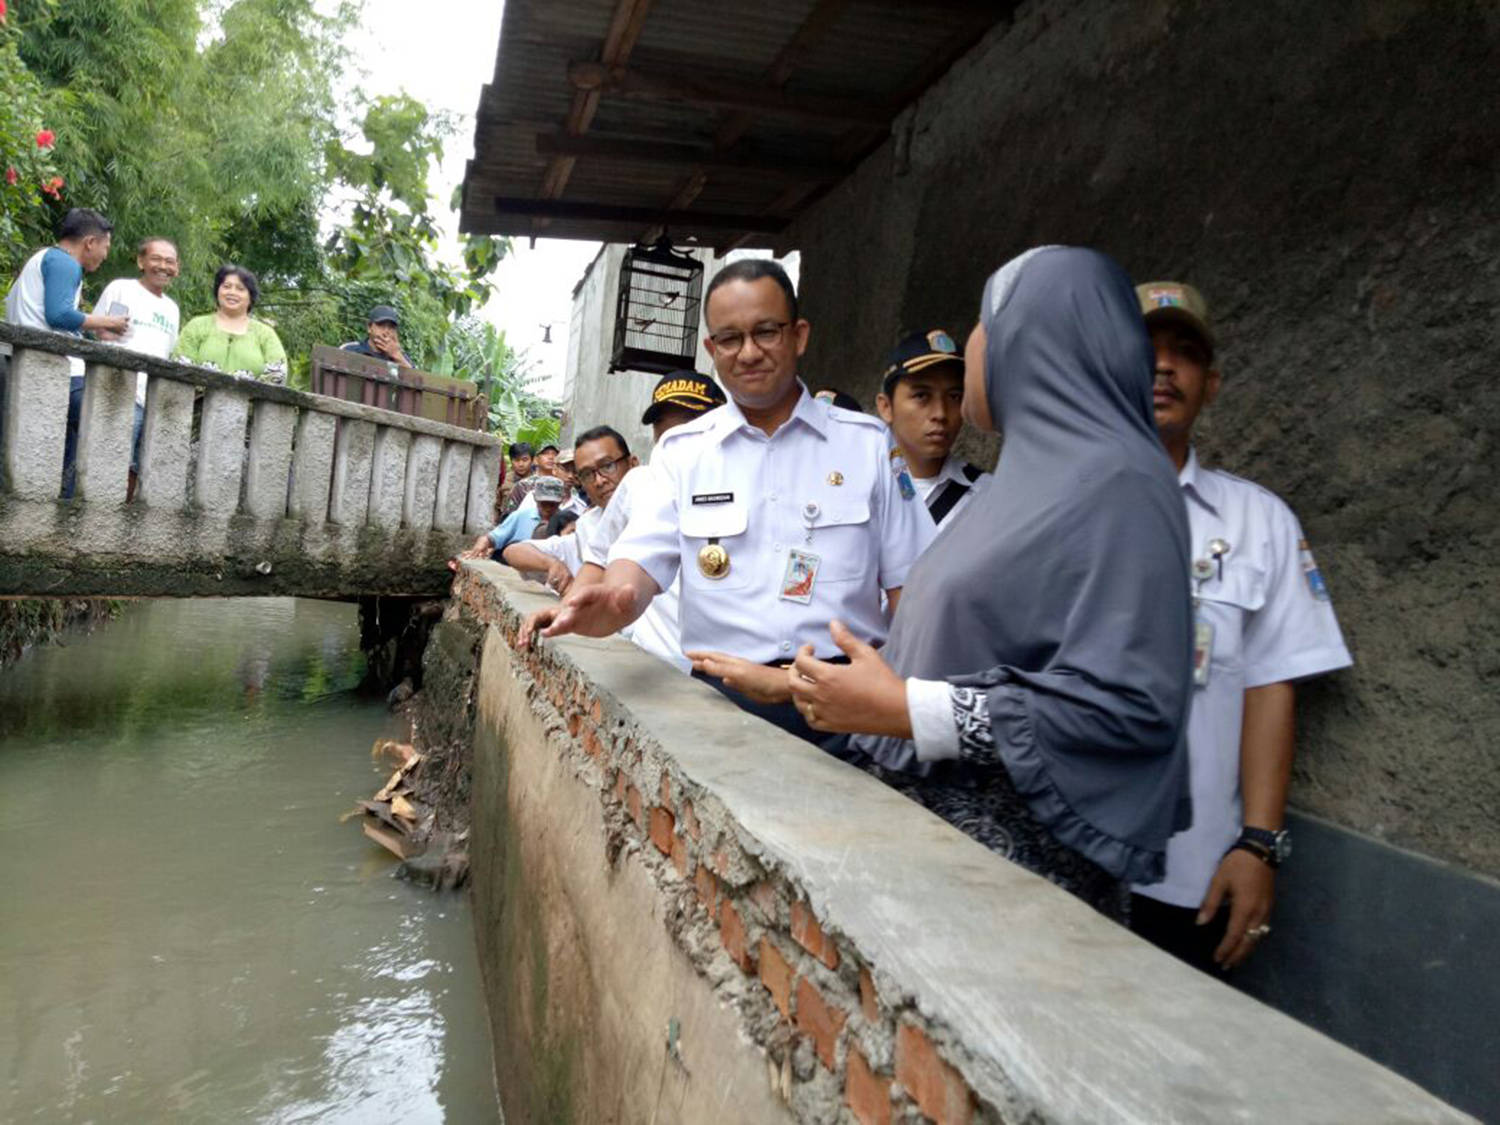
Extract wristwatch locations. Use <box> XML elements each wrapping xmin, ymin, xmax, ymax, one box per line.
<box><xmin>1230</xmin><ymin>826</ymin><xmax>1292</xmax><ymax>868</ymax></box>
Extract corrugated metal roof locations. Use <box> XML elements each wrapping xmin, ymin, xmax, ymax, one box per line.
<box><xmin>460</xmin><ymin>0</ymin><xmax>1011</xmax><ymax>248</ymax></box>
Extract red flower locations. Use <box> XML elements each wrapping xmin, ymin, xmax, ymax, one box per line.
<box><xmin>36</xmin><ymin>129</ymin><xmax>57</xmax><ymax>149</ymax></box>
<box><xmin>4</xmin><ymin>167</ymin><xmax>16</xmax><ymax>186</ymax></box>
<box><xmin>0</xmin><ymin>0</ymin><xmax>8</xmax><ymax>24</ymax></box>
<box><xmin>42</xmin><ymin>176</ymin><xmax>64</xmax><ymax>198</ymax></box>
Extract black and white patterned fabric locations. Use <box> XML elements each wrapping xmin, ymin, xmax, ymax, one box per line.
<box><xmin>872</xmin><ymin>683</ymin><xmax>1127</xmax><ymax>920</ymax></box>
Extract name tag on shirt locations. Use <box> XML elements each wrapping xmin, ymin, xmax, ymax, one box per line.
<box><xmin>692</xmin><ymin>492</ymin><xmax>734</xmax><ymax>505</ymax></box>
<box><xmin>1193</xmin><ymin>617</ymin><xmax>1214</xmax><ymax>686</ymax></box>
<box><xmin>780</xmin><ymin>549</ymin><xmax>820</xmax><ymax>604</ymax></box>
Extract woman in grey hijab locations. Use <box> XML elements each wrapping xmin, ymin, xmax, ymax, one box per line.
<box><xmin>790</xmin><ymin>246</ymin><xmax>1193</xmax><ymax>918</ymax></box>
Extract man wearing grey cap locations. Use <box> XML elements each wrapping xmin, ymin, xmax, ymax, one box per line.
<box><xmin>456</xmin><ymin>474</ymin><xmax>568</xmax><ymax>563</ymax></box>
<box><xmin>341</xmin><ymin>303</ymin><xmax>412</xmax><ymax>367</ymax></box>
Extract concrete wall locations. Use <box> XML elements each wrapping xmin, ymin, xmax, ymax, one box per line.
<box><xmin>560</xmin><ymin>244</ymin><xmax>719</xmax><ymax>461</ymax></box>
<box><xmin>452</xmin><ymin>563</ymin><xmax>1467</xmax><ymax>1125</ymax></box>
<box><xmin>782</xmin><ymin>0</ymin><xmax>1500</xmax><ymax>880</ymax></box>
<box><xmin>0</xmin><ymin>325</ymin><xmax>498</xmax><ymax>598</ymax></box>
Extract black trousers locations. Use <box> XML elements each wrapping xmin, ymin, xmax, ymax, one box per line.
<box><xmin>1129</xmin><ymin>893</ymin><xmax>1234</xmax><ymax>976</ymax></box>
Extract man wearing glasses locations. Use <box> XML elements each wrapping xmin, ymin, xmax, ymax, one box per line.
<box><xmin>503</xmin><ymin>425</ymin><xmax>638</xmax><ymax>594</ymax></box>
<box><xmin>523</xmin><ymin>259</ymin><xmax>932</xmax><ymax>744</ymax></box>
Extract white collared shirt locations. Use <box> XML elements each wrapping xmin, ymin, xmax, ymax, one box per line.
<box><xmin>579</xmin><ymin>466</ymin><xmax>688</xmax><ymax>673</ymax></box>
<box><xmin>911</xmin><ymin>455</ymin><xmax>989</xmax><ymax>528</ymax></box>
<box><xmin>1134</xmin><ymin>447</ymin><xmax>1353</xmax><ymax>907</ymax></box>
<box><xmin>610</xmin><ymin>386</ymin><xmax>933</xmax><ymax>664</ymax></box>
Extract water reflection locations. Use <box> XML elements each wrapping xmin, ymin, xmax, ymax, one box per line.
<box><xmin>0</xmin><ymin>598</ymin><xmax>499</xmax><ymax>1123</ymax></box>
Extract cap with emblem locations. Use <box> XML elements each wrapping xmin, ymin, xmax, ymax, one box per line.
<box><xmin>367</xmin><ymin>304</ymin><xmax>400</xmax><ymax>326</ymax></box>
<box><xmin>881</xmin><ymin>329</ymin><xmax>964</xmax><ymax>397</ymax></box>
<box><xmin>641</xmin><ymin>370</ymin><xmax>727</xmax><ymax>426</ymax></box>
<box><xmin>1136</xmin><ymin>281</ymin><xmax>1215</xmax><ymax>357</ymax></box>
<box><xmin>533</xmin><ymin>476</ymin><xmax>567</xmax><ymax>502</ymax></box>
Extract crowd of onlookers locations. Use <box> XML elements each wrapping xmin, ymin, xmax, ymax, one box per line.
<box><xmin>6</xmin><ymin>210</ymin><xmax>1354</xmax><ymax>982</ymax></box>
<box><xmin>0</xmin><ymin>207</ymin><xmax>417</xmax><ymax>497</ymax></box>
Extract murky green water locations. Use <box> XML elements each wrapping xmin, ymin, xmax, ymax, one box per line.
<box><xmin>0</xmin><ymin>598</ymin><xmax>499</xmax><ymax>1123</ymax></box>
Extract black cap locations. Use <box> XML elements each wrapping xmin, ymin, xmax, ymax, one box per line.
<box><xmin>508</xmin><ymin>441</ymin><xmax>534</xmax><ymax>458</ymax></box>
<box><xmin>881</xmin><ymin>329</ymin><xmax>964</xmax><ymax>396</ymax></box>
<box><xmin>813</xmin><ymin>388</ymin><xmax>863</xmax><ymax>413</ymax></box>
<box><xmin>641</xmin><ymin>370</ymin><xmax>727</xmax><ymax>426</ymax></box>
<box><xmin>367</xmin><ymin>304</ymin><xmax>400</xmax><ymax>326</ymax></box>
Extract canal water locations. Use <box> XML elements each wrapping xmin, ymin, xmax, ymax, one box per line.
<box><xmin>0</xmin><ymin>598</ymin><xmax>500</xmax><ymax>1123</ymax></box>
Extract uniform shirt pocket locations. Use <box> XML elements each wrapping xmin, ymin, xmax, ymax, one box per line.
<box><xmin>680</xmin><ymin>500</ymin><xmax>753</xmax><ymax>590</ymax></box>
<box><xmin>1197</xmin><ymin>562</ymin><xmax>1267</xmax><ymax>676</ymax></box>
<box><xmin>803</xmin><ymin>500</ymin><xmax>872</xmax><ymax>582</ymax></box>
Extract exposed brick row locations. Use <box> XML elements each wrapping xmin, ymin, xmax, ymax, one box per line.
<box><xmin>453</xmin><ymin>567</ymin><xmax>984</xmax><ymax>1125</ymax></box>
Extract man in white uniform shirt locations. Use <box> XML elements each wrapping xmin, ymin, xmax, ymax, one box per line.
<box><xmin>1129</xmin><ymin>281</ymin><xmax>1352</xmax><ymax>973</ymax></box>
<box><xmin>95</xmin><ymin>237</ymin><xmax>180</xmax><ymax>498</ymax></box>
<box><xmin>502</xmin><ymin>425</ymin><xmax>637</xmax><ymax>594</ymax></box>
<box><xmin>524</xmin><ymin>259</ymin><xmax>933</xmax><ymax>744</ymax></box>
<box><xmin>874</xmin><ymin>329</ymin><xmax>989</xmax><ymax>529</ymax></box>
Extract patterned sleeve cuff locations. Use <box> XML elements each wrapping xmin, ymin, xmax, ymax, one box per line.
<box><xmin>908</xmin><ymin>678</ymin><xmax>961</xmax><ymax>762</ymax></box>
<box><xmin>951</xmin><ymin>685</ymin><xmax>1000</xmax><ymax>766</ymax></box>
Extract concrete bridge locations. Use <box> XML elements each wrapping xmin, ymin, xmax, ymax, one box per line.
<box><xmin>0</xmin><ymin>323</ymin><xmax>499</xmax><ymax>599</ymax></box>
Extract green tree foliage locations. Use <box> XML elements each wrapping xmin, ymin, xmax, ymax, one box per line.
<box><xmin>11</xmin><ymin>0</ymin><xmax>344</xmax><ymax>293</ymax></box>
<box><xmin>429</xmin><ymin>316</ymin><xmax>559</xmax><ymax>443</ymax></box>
<box><xmin>0</xmin><ymin>0</ymin><xmax>529</xmax><ymax>404</ymax></box>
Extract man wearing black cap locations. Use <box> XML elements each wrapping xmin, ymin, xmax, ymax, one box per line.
<box><xmin>341</xmin><ymin>304</ymin><xmax>413</xmax><ymax>366</ymax></box>
<box><xmin>875</xmin><ymin>329</ymin><xmax>989</xmax><ymax>529</ymax></box>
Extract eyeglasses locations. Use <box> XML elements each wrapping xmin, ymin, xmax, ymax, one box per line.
<box><xmin>709</xmin><ymin>321</ymin><xmax>790</xmax><ymax>355</ymax></box>
<box><xmin>577</xmin><ymin>456</ymin><xmax>626</xmax><ymax>487</ymax></box>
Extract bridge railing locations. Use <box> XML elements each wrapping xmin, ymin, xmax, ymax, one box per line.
<box><xmin>0</xmin><ymin>323</ymin><xmax>500</xmax><ymax>536</ymax></box>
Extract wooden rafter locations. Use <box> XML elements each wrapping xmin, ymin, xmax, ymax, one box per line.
<box><xmin>534</xmin><ymin>133</ymin><xmax>846</xmax><ymax>179</ymax></box>
<box><xmin>567</xmin><ymin>62</ymin><xmax>890</xmax><ymax>126</ymax></box>
<box><xmin>536</xmin><ymin>0</ymin><xmax>654</xmax><ymax>210</ymax></box>
<box><xmin>494</xmin><ymin>197</ymin><xmax>787</xmax><ymax>235</ymax></box>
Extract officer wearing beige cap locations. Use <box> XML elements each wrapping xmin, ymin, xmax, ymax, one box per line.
<box><xmin>1129</xmin><ymin>280</ymin><xmax>1352</xmax><ymax>973</ymax></box>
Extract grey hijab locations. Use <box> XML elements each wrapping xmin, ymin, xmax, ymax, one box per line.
<box><xmin>854</xmin><ymin>246</ymin><xmax>1193</xmax><ymax>883</ymax></box>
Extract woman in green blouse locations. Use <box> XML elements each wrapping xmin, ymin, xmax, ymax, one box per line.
<box><xmin>175</xmin><ymin>265</ymin><xmax>288</xmax><ymax>384</ymax></box>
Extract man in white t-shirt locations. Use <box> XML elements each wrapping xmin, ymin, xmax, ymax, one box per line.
<box><xmin>95</xmin><ymin>237</ymin><xmax>180</xmax><ymax>497</ymax></box>
<box><xmin>1129</xmin><ymin>281</ymin><xmax>1352</xmax><ymax>974</ymax></box>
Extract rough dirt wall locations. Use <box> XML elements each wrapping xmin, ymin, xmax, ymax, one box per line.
<box><xmin>786</xmin><ymin>0</ymin><xmax>1500</xmax><ymax>877</ymax></box>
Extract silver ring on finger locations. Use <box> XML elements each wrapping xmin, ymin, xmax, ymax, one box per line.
<box><xmin>1247</xmin><ymin>923</ymin><xmax>1271</xmax><ymax>940</ymax></box>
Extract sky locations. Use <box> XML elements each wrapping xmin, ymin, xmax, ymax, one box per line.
<box><xmin>343</xmin><ymin>0</ymin><xmax>600</xmax><ymax>399</ymax></box>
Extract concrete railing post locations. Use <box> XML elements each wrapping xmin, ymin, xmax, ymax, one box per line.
<box><xmin>74</xmin><ymin>362</ymin><xmax>137</xmax><ymax>504</ymax></box>
<box><xmin>2</xmin><ymin>347</ymin><xmax>71</xmax><ymax>500</ymax></box>
<box><xmin>368</xmin><ymin>426</ymin><xmax>411</xmax><ymax>530</ymax></box>
<box><xmin>403</xmin><ymin>434</ymin><xmax>443</xmax><ymax>532</ymax></box>
<box><xmin>195</xmin><ymin>388</ymin><xmax>249</xmax><ymax>514</ymax></box>
<box><xmin>244</xmin><ymin>400</ymin><xmax>296</xmax><ymax>520</ymax></box>
<box><xmin>433</xmin><ymin>441</ymin><xmax>473</xmax><ymax>532</ymax></box>
<box><xmin>137</xmin><ymin>376</ymin><xmax>195</xmax><ymax>510</ymax></box>
<box><xmin>329</xmin><ymin>417</ymin><xmax>376</xmax><ymax>526</ymax></box>
<box><xmin>465</xmin><ymin>444</ymin><xmax>500</xmax><ymax>534</ymax></box>
<box><xmin>288</xmin><ymin>411</ymin><xmax>336</xmax><ymax>525</ymax></box>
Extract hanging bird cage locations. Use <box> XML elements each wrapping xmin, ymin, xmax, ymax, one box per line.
<box><xmin>610</xmin><ymin>239</ymin><xmax>704</xmax><ymax>374</ymax></box>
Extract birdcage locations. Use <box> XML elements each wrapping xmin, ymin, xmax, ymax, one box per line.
<box><xmin>610</xmin><ymin>239</ymin><xmax>704</xmax><ymax>374</ymax></box>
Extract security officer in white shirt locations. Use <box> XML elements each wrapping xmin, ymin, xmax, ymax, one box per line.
<box><xmin>525</xmin><ymin>259</ymin><xmax>933</xmax><ymax>742</ymax></box>
<box><xmin>1130</xmin><ymin>281</ymin><xmax>1352</xmax><ymax>973</ymax></box>
<box><xmin>874</xmin><ymin>329</ymin><xmax>990</xmax><ymax>528</ymax></box>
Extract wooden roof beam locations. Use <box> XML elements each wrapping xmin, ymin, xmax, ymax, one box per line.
<box><xmin>534</xmin><ymin>133</ymin><xmax>846</xmax><ymax>179</ymax></box>
<box><xmin>567</xmin><ymin>61</ymin><xmax>892</xmax><ymax>126</ymax></box>
<box><xmin>493</xmin><ymin>197</ymin><xmax>788</xmax><ymax>234</ymax></box>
